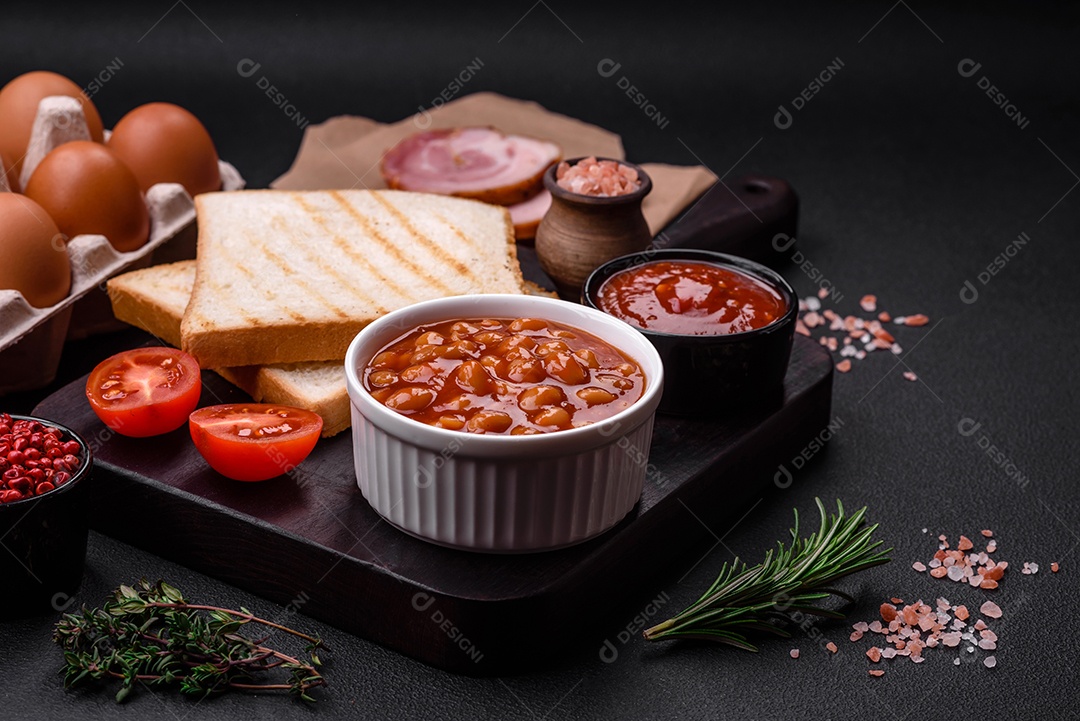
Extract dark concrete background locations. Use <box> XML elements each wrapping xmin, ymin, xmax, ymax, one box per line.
<box><xmin>2</xmin><ymin>2</ymin><xmax>1077</xmax><ymax>719</ymax></box>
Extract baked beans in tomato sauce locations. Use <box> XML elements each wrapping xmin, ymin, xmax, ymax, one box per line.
<box><xmin>363</xmin><ymin>318</ymin><xmax>646</xmax><ymax>434</ymax></box>
<box><xmin>597</xmin><ymin>260</ymin><xmax>788</xmax><ymax>336</ymax></box>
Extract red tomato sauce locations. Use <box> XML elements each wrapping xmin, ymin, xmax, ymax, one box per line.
<box><xmin>597</xmin><ymin>260</ymin><xmax>788</xmax><ymax>336</ymax></box>
<box><xmin>362</xmin><ymin>317</ymin><xmax>645</xmax><ymax>434</ymax></box>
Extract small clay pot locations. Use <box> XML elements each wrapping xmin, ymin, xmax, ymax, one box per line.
<box><xmin>535</xmin><ymin>158</ymin><xmax>653</xmax><ymax>299</ymax></box>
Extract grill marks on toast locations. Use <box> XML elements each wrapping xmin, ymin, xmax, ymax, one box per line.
<box><xmin>264</xmin><ymin>205</ymin><xmax>377</xmax><ymax>319</ymax></box>
<box><xmin>258</xmin><ymin>238</ymin><xmax>351</xmax><ymax>321</ymax></box>
<box><xmin>182</xmin><ymin>189</ymin><xmax>524</xmax><ymax>369</ymax></box>
<box><xmin>211</xmin><ymin>240</ymin><xmax>280</xmax><ymax>325</ymax></box>
<box><xmin>368</xmin><ymin>193</ymin><xmax>475</xmax><ymax>284</ymax></box>
<box><xmin>431</xmin><ymin>211</ymin><xmax>484</xmax><ymax>265</ymax></box>
<box><xmin>328</xmin><ymin>190</ymin><xmax>456</xmax><ymax>297</ymax></box>
<box><xmin>293</xmin><ymin>192</ymin><xmax>408</xmax><ymax>311</ymax></box>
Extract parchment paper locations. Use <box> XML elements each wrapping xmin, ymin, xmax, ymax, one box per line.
<box><xmin>272</xmin><ymin>92</ymin><xmax>716</xmax><ymax>234</ymax></box>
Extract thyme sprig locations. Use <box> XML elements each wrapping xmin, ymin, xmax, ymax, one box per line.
<box><xmin>53</xmin><ymin>579</ymin><xmax>327</xmax><ymax>703</ymax></box>
<box><xmin>644</xmin><ymin>498</ymin><xmax>891</xmax><ymax>651</ymax></box>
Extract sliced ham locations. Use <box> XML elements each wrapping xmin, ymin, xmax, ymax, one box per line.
<box><xmin>508</xmin><ymin>190</ymin><xmax>551</xmax><ymax>240</ymax></box>
<box><xmin>381</xmin><ymin>127</ymin><xmax>560</xmax><ymax>206</ymax></box>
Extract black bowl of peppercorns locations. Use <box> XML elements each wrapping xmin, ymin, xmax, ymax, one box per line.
<box><xmin>0</xmin><ymin>413</ymin><xmax>93</xmax><ymax>616</ymax></box>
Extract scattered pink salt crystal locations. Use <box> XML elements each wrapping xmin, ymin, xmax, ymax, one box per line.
<box><xmin>980</xmin><ymin>601</ymin><xmax>1003</xmax><ymax>619</ymax></box>
<box><xmin>790</xmin><ymin>648</ymin><xmax>799</xmax><ymax>659</ymax></box>
<box><xmin>912</xmin><ymin>561</ymin><xmax>927</xmax><ymax>572</ymax></box>
<box><xmin>903</xmin><ymin>371</ymin><xmax>918</xmax><ymax>382</ymax></box>
<box><xmin>905</xmin><ymin>314</ymin><xmax>930</xmax><ymax>327</ymax></box>
<box><xmin>860</xmin><ymin>295</ymin><xmax>877</xmax><ymax>312</ymax></box>
<box><xmin>984</xmin><ymin>656</ymin><xmax>997</xmax><ymax>668</ymax></box>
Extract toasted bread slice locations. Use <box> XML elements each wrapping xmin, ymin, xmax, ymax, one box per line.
<box><xmin>180</xmin><ymin>189</ymin><xmax>524</xmax><ymax>368</ymax></box>
<box><xmin>108</xmin><ymin>261</ymin><xmax>350</xmax><ymax>437</ymax></box>
<box><xmin>108</xmin><ymin>260</ymin><xmax>194</xmax><ymax>349</ymax></box>
<box><xmin>108</xmin><ymin>261</ymin><xmax>556</xmax><ymax>438</ymax></box>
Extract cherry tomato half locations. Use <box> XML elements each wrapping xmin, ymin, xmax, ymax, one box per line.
<box><xmin>86</xmin><ymin>347</ymin><xmax>202</xmax><ymax>437</ymax></box>
<box><xmin>188</xmin><ymin>404</ymin><xmax>322</xmax><ymax>482</ymax></box>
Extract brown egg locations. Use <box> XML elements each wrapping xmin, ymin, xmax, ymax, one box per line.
<box><xmin>107</xmin><ymin>102</ymin><xmax>221</xmax><ymax>197</ymax></box>
<box><xmin>24</xmin><ymin>141</ymin><xmax>150</xmax><ymax>252</ymax></box>
<box><xmin>0</xmin><ymin>194</ymin><xmax>70</xmax><ymax>308</ymax></box>
<box><xmin>0</xmin><ymin>71</ymin><xmax>105</xmax><ymax>180</ymax></box>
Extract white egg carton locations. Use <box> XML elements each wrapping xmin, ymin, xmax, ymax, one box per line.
<box><xmin>0</xmin><ymin>96</ymin><xmax>244</xmax><ymax>394</ymax></box>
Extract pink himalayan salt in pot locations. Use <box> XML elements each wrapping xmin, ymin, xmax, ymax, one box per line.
<box><xmin>555</xmin><ymin>156</ymin><xmax>641</xmax><ymax>197</ymax></box>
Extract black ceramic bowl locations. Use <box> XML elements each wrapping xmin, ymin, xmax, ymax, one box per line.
<box><xmin>0</xmin><ymin>414</ymin><xmax>93</xmax><ymax>617</ymax></box>
<box><xmin>583</xmin><ymin>249</ymin><xmax>798</xmax><ymax>416</ymax></box>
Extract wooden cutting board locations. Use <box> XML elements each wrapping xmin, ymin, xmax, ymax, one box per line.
<box><xmin>34</xmin><ymin>177</ymin><xmax>829</xmax><ymax>676</ymax></box>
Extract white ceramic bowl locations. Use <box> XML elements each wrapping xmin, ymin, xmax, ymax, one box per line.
<box><xmin>344</xmin><ymin>294</ymin><xmax>664</xmax><ymax>553</ymax></box>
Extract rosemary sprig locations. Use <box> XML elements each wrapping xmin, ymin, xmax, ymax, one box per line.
<box><xmin>644</xmin><ymin>498</ymin><xmax>891</xmax><ymax>651</ymax></box>
<box><xmin>53</xmin><ymin>579</ymin><xmax>327</xmax><ymax>703</ymax></box>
